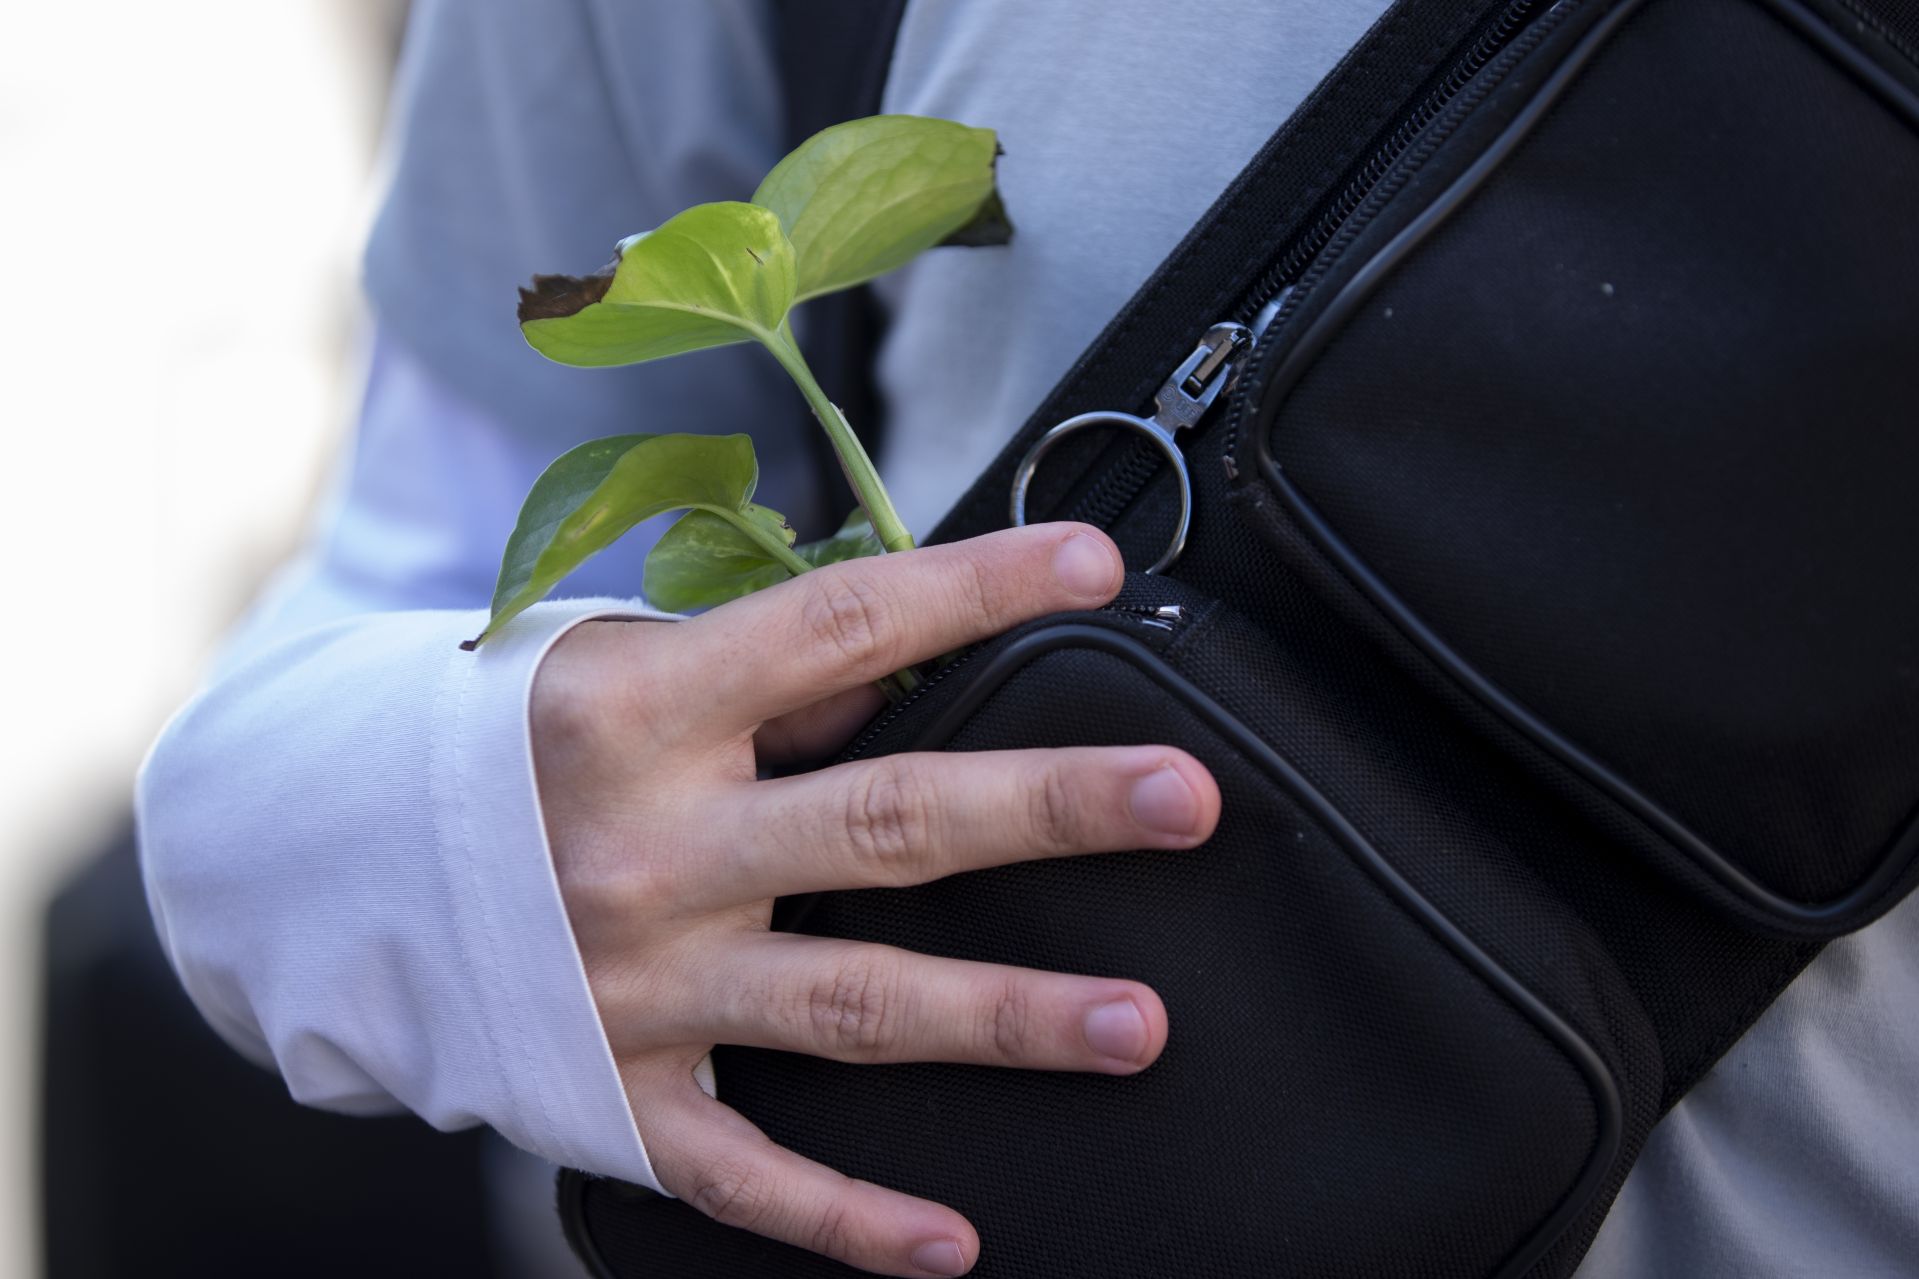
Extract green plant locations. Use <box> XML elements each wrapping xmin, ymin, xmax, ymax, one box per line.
<box><xmin>463</xmin><ymin>115</ymin><xmax>1010</xmax><ymax>651</ymax></box>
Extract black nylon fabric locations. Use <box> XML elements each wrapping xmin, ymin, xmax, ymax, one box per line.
<box><xmin>578</xmin><ymin>591</ymin><xmax>1652</xmax><ymax>1279</ymax></box>
<box><xmin>1262</xmin><ymin>0</ymin><xmax>1919</xmax><ymax>908</ymax></box>
<box><xmin>565</xmin><ymin>0</ymin><xmax>1917</xmax><ymax>1274</ymax></box>
<box><xmin>931</xmin><ymin>0</ymin><xmax>1520</xmax><ymax>545</ymax></box>
<box><xmin>1178</xmin><ymin>468</ymin><xmax>1815</xmax><ymax>1112</ymax></box>
<box><xmin>1845</xmin><ymin>0</ymin><xmax>1919</xmax><ymax>60</ymax></box>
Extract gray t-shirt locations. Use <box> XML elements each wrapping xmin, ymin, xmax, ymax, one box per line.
<box><xmin>366</xmin><ymin>2</ymin><xmax>1919</xmax><ymax>1272</ymax></box>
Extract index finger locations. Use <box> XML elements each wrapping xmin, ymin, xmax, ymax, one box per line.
<box><xmin>666</xmin><ymin>523</ymin><xmax>1123</xmax><ymax>736</ymax></box>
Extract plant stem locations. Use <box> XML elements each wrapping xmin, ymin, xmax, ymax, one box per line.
<box><xmin>706</xmin><ymin>504</ymin><xmax>814</xmax><ymax>577</ymax></box>
<box><xmin>671</xmin><ymin>507</ymin><xmax>920</xmax><ymax>699</ymax></box>
<box><xmin>756</xmin><ymin>325</ymin><xmax>922</xmax><ymax>702</ymax></box>
<box><xmin>763</xmin><ymin>323</ymin><xmax>916</xmax><ymax>555</ymax></box>
<box><xmin>876</xmin><ymin>670</ymin><xmax>919</xmax><ymax>702</ymax></box>
<box><xmin>711</xmin><ymin>499</ymin><xmax>922</xmax><ymax>700</ymax></box>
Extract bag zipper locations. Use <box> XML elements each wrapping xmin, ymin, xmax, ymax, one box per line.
<box><xmin>1227</xmin><ymin>0</ymin><xmax>1552</xmax><ymax>332</ymax></box>
<box><xmin>1064</xmin><ymin>0</ymin><xmax>1566</xmax><ymax>530</ymax></box>
<box><xmin>1098</xmin><ymin>603</ymin><xmax>1187</xmax><ymax>631</ymax></box>
<box><xmin>842</xmin><ymin>602</ymin><xmax>1190</xmax><ymax>760</ymax></box>
<box><xmin>844</xmin><ymin>648</ymin><xmax>979</xmax><ymax>759</ymax></box>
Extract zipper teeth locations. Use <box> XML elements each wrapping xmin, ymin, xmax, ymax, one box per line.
<box><xmin>1061</xmin><ymin>0</ymin><xmax>1548</xmax><ymax>536</ymax></box>
<box><xmin>844</xmin><ymin>650</ymin><xmax>978</xmax><ymax>759</ymax></box>
<box><xmin>1070</xmin><ymin>442</ymin><xmax>1164</xmax><ymax>528</ymax></box>
<box><xmin>1100</xmin><ymin>602</ymin><xmax>1187</xmax><ymax>628</ymax></box>
<box><xmin>1231</xmin><ymin>0</ymin><xmax>1541</xmax><ymax>327</ymax></box>
<box><xmin>1221</xmin><ymin>0</ymin><xmax>1575</xmax><ymax>463</ymax></box>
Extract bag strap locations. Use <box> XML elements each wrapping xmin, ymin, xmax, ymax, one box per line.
<box><xmin>916</xmin><ymin>0</ymin><xmax>1918</xmax><ymax>1099</ymax></box>
<box><xmin>928</xmin><ymin>0</ymin><xmax>1523</xmax><ymax>548</ymax></box>
<box><xmin>774</xmin><ymin>0</ymin><xmax>908</xmax><ymax>536</ymax></box>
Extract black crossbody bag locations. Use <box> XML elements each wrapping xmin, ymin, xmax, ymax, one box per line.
<box><xmin>560</xmin><ymin>0</ymin><xmax>1919</xmax><ymax>1273</ymax></box>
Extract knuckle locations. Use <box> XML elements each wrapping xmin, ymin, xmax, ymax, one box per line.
<box><xmin>800</xmin><ymin>573</ymin><xmax>896</xmax><ymax>670</ymax></box>
<box><xmin>806</xmin><ymin>954</ymin><xmax>899</xmax><ymax>1056</ymax></box>
<box><xmin>554</xmin><ymin>835</ymin><xmax>657</xmax><ymax>905</ymax></box>
<box><xmin>958</xmin><ymin>550</ymin><xmax>1000</xmax><ymax>625</ymax></box>
<box><xmin>688</xmin><ymin>1157</ymin><xmax>772</xmax><ymax>1231</ymax></box>
<box><xmin>842</xmin><ymin>763</ymin><xmax>931</xmax><ymax>883</ymax></box>
<box><xmin>553</xmin><ymin>845</ymin><xmax>641</xmax><ymax>941</ymax></box>
<box><xmin>531</xmin><ymin>665</ymin><xmax>610</xmax><ymax>763</ymax></box>
<box><xmin>536</xmin><ymin>621</ymin><xmax>669</xmax><ymax>742</ymax></box>
<box><xmin>551</xmin><ymin>810</ymin><xmax>682</xmax><ymax>933</ymax></box>
<box><xmin>1028</xmin><ymin>763</ymin><xmax>1083</xmax><ymax>852</ymax></box>
<box><xmin>987</xmin><ymin>976</ymin><xmax>1038</xmax><ymax>1063</ymax></box>
<box><xmin>807</xmin><ymin>1200</ymin><xmax>860</xmax><ymax>1263</ymax></box>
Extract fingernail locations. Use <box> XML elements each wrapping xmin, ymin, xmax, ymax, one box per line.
<box><xmin>1052</xmin><ymin>532</ymin><xmax>1119</xmax><ymax>598</ymax></box>
<box><xmin>1083</xmin><ymin>999</ymin><xmax>1150</xmax><ymax>1064</ymax></box>
<box><xmin>1129</xmin><ymin>764</ymin><xmax>1200</xmax><ymax>837</ymax></box>
<box><xmin>910</xmin><ymin>1238</ymin><xmax>968</xmax><ymax>1276</ymax></box>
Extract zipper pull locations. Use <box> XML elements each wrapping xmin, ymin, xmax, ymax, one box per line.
<box><xmin>1012</xmin><ymin>321</ymin><xmax>1250</xmax><ymax>574</ymax></box>
<box><xmin>1161</xmin><ymin>322</ymin><xmax>1254</xmax><ymax>430</ymax></box>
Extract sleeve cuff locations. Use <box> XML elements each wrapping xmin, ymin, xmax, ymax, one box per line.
<box><xmin>442</xmin><ymin>597</ymin><xmax>677</xmax><ymax>1192</ymax></box>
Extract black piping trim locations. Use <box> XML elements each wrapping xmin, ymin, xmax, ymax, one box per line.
<box><xmin>557</xmin><ymin>1167</ymin><xmax>628</xmax><ymax>1279</ymax></box>
<box><xmin>1836</xmin><ymin>0</ymin><xmax>1919</xmax><ymax>75</ymax></box>
<box><xmin>556</xmin><ymin>622</ymin><xmax>1627</xmax><ymax>1278</ymax></box>
<box><xmin>1777</xmin><ymin>0</ymin><xmax>1919</xmax><ymax>114</ymax></box>
<box><xmin>1252</xmin><ymin>0</ymin><xmax>1919</xmax><ymax>929</ymax></box>
<box><xmin>913</xmin><ymin>624</ymin><xmax>1624</xmax><ymax>1279</ymax></box>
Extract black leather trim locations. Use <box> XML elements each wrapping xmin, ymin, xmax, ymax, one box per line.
<box><xmin>912</xmin><ymin>623</ymin><xmax>1625</xmax><ymax>1279</ymax></box>
<box><xmin>1251</xmin><ymin>0</ymin><xmax>1919</xmax><ymax>930</ymax></box>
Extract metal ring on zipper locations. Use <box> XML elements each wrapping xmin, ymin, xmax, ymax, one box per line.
<box><xmin>1009</xmin><ymin>411</ymin><xmax>1193</xmax><ymax>574</ymax></box>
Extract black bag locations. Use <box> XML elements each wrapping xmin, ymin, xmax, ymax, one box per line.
<box><xmin>561</xmin><ymin>0</ymin><xmax>1919</xmax><ymax>1273</ymax></box>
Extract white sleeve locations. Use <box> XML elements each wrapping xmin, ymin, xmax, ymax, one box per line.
<box><xmin>135</xmin><ymin>337</ymin><xmax>675</xmax><ymax>1191</ymax></box>
<box><xmin>135</xmin><ymin>0</ymin><xmax>801</xmax><ymax>1195</ymax></box>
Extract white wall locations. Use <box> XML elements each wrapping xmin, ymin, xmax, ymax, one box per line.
<box><xmin>0</xmin><ymin>4</ymin><xmax>395</xmax><ymax>1273</ymax></box>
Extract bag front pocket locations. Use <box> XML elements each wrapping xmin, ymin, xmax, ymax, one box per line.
<box><xmin>1236</xmin><ymin>0</ymin><xmax>1919</xmax><ymax>931</ymax></box>
<box><xmin>568</xmin><ymin>584</ymin><xmax>1656</xmax><ymax>1279</ymax></box>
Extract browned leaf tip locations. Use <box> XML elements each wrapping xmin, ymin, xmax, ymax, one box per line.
<box><xmin>458</xmin><ymin>635</ymin><xmax>481</xmax><ymax>651</ymax></box>
<box><xmin>517</xmin><ymin>268</ymin><xmax>615</xmax><ymax>323</ymax></box>
<box><xmin>939</xmin><ymin>188</ymin><xmax>1013</xmax><ymax>248</ymax></box>
<box><xmin>938</xmin><ymin>143</ymin><xmax>1012</xmax><ymax>248</ymax></box>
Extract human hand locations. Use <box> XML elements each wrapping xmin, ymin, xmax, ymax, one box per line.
<box><xmin>532</xmin><ymin>523</ymin><xmax>1221</xmax><ymax>1276</ymax></box>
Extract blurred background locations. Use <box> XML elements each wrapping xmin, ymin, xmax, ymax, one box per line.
<box><xmin>0</xmin><ymin>4</ymin><xmax>514</xmax><ymax>1275</ymax></box>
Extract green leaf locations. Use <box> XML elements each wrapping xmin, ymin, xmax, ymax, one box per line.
<box><xmin>642</xmin><ymin>509</ymin><xmax>884</xmax><ymax>613</ymax></box>
<box><xmin>486</xmin><ymin>115</ymin><xmax>1013</xmax><ymax>645</ymax></box>
<box><xmin>643</xmin><ymin>508</ymin><xmax>792</xmax><ymax>612</ymax></box>
<box><xmin>752</xmin><ymin>115</ymin><xmax>1009</xmax><ymax>302</ymax></box>
<box><xmin>519</xmin><ymin>202</ymin><xmax>796</xmax><ymax>367</ymax></box>
<box><xmin>469</xmin><ymin>432</ymin><xmax>763</xmax><ymax>645</ymax></box>
<box><xmin>798</xmin><ymin>511</ymin><xmax>885</xmax><ymax>568</ymax></box>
